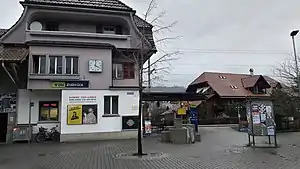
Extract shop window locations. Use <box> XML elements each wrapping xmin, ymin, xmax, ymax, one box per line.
<box><xmin>32</xmin><ymin>55</ymin><xmax>46</xmax><ymax>74</ymax></box>
<box><xmin>104</xmin><ymin>96</ymin><xmax>119</xmax><ymax>115</ymax></box>
<box><xmin>66</xmin><ymin>56</ymin><xmax>79</xmax><ymax>74</ymax></box>
<box><xmin>39</xmin><ymin>101</ymin><xmax>59</xmax><ymax>121</ymax></box>
<box><xmin>49</xmin><ymin>56</ymin><xmax>62</xmax><ymax>74</ymax></box>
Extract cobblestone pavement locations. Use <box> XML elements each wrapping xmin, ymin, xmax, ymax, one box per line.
<box><xmin>1</xmin><ymin>127</ymin><xmax>300</xmax><ymax>169</ymax></box>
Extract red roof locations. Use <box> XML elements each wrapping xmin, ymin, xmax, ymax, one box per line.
<box><xmin>188</xmin><ymin>72</ymin><xmax>279</xmax><ymax>98</ymax></box>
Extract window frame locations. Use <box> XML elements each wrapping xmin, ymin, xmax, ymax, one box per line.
<box><xmin>38</xmin><ymin>101</ymin><xmax>59</xmax><ymax>122</ymax></box>
<box><xmin>65</xmin><ymin>56</ymin><xmax>79</xmax><ymax>75</ymax></box>
<box><xmin>49</xmin><ymin>56</ymin><xmax>63</xmax><ymax>75</ymax></box>
<box><xmin>123</xmin><ymin>62</ymin><xmax>135</xmax><ymax>79</ymax></box>
<box><xmin>103</xmin><ymin>26</ymin><xmax>116</xmax><ymax>34</ymax></box>
<box><xmin>31</xmin><ymin>54</ymin><xmax>79</xmax><ymax>75</ymax></box>
<box><xmin>32</xmin><ymin>55</ymin><xmax>46</xmax><ymax>74</ymax></box>
<box><xmin>113</xmin><ymin>63</ymin><xmax>124</xmax><ymax>79</ymax></box>
<box><xmin>103</xmin><ymin>95</ymin><xmax>119</xmax><ymax>117</ymax></box>
<box><xmin>112</xmin><ymin>62</ymin><xmax>135</xmax><ymax>80</ymax></box>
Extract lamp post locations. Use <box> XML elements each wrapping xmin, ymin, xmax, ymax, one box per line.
<box><xmin>290</xmin><ymin>30</ymin><xmax>300</xmax><ymax>96</ymax></box>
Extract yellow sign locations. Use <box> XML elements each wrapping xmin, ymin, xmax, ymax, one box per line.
<box><xmin>52</xmin><ymin>82</ymin><xmax>66</xmax><ymax>88</ymax></box>
<box><xmin>177</xmin><ymin>108</ymin><xmax>186</xmax><ymax>115</ymax></box>
<box><xmin>67</xmin><ymin>105</ymin><xmax>83</xmax><ymax>125</ymax></box>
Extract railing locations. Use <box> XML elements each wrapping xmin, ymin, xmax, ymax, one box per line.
<box><xmin>198</xmin><ymin>117</ymin><xmax>239</xmax><ymax>125</ymax></box>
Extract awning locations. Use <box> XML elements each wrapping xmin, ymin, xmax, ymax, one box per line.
<box><xmin>142</xmin><ymin>92</ymin><xmax>207</xmax><ymax>101</ymax></box>
<box><xmin>0</xmin><ymin>45</ymin><xmax>29</xmax><ymax>62</ymax></box>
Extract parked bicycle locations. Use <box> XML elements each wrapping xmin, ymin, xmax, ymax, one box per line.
<box><xmin>35</xmin><ymin>125</ymin><xmax>60</xmax><ymax>143</ymax></box>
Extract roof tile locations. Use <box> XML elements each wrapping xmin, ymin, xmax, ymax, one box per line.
<box><xmin>0</xmin><ymin>45</ymin><xmax>29</xmax><ymax>61</ymax></box>
<box><xmin>188</xmin><ymin>72</ymin><xmax>279</xmax><ymax>98</ymax></box>
<box><xmin>241</xmin><ymin>75</ymin><xmax>261</xmax><ymax>88</ymax></box>
<box><xmin>22</xmin><ymin>0</ymin><xmax>133</xmax><ymax>11</ymax></box>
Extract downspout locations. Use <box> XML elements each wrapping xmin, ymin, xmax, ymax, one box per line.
<box><xmin>2</xmin><ymin>61</ymin><xmax>18</xmax><ymax>87</ymax></box>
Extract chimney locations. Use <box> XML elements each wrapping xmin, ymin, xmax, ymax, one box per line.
<box><xmin>249</xmin><ymin>68</ymin><xmax>254</xmax><ymax>76</ymax></box>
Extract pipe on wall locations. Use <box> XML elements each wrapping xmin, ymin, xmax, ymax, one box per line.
<box><xmin>1</xmin><ymin>61</ymin><xmax>18</xmax><ymax>87</ymax></box>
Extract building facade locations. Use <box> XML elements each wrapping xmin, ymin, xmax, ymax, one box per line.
<box><xmin>0</xmin><ymin>0</ymin><xmax>155</xmax><ymax>143</ymax></box>
<box><xmin>186</xmin><ymin>70</ymin><xmax>282</xmax><ymax>119</ymax></box>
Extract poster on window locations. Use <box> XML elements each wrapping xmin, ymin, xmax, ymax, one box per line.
<box><xmin>67</xmin><ymin>104</ymin><xmax>98</xmax><ymax>125</ymax></box>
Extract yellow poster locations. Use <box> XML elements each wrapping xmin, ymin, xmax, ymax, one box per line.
<box><xmin>67</xmin><ymin>105</ymin><xmax>83</xmax><ymax>125</ymax></box>
<box><xmin>177</xmin><ymin>108</ymin><xmax>186</xmax><ymax>115</ymax></box>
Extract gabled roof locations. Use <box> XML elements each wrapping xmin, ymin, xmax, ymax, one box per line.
<box><xmin>21</xmin><ymin>0</ymin><xmax>134</xmax><ymax>11</ymax></box>
<box><xmin>188</xmin><ymin>72</ymin><xmax>278</xmax><ymax>98</ymax></box>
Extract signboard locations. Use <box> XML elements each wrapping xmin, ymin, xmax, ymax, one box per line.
<box><xmin>69</xmin><ymin>96</ymin><xmax>96</xmax><ymax>104</ymax></box>
<box><xmin>52</xmin><ymin>81</ymin><xmax>89</xmax><ymax>88</ymax></box>
<box><xmin>177</xmin><ymin>108</ymin><xmax>186</xmax><ymax>115</ymax></box>
<box><xmin>247</xmin><ymin>100</ymin><xmax>276</xmax><ymax>136</ymax></box>
<box><xmin>122</xmin><ymin>116</ymin><xmax>138</xmax><ymax>130</ymax></box>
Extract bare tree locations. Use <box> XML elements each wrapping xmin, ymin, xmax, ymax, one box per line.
<box><xmin>129</xmin><ymin>0</ymin><xmax>181</xmax><ymax>155</ymax></box>
<box><xmin>274</xmin><ymin>54</ymin><xmax>299</xmax><ymax>88</ymax></box>
<box><xmin>141</xmin><ymin>0</ymin><xmax>181</xmax><ymax>87</ymax></box>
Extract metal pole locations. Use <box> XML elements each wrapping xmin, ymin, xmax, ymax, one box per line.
<box><xmin>147</xmin><ymin>58</ymin><xmax>151</xmax><ymax>91</ymax></box>
<box><xmin>28</xmin><ymin>101</ymin><xmax>32</xmax><ymax>144</ymax></box>
<box><xmin>274</xmin><ymin>133</ymin><xmax>278</xmax><ymax>148</ymax></box>
<box><xmin>249</xmin><ymin>99</ymin><xmax>255</xmax><ymax>148</ymax></box>
<box><xmin>292</xmin><ymin>36</ymin><xmax>300</xmax><ymax>96</ymax></box>
<box><xmin>237</xmin><ymin>105</ymin><xmax>240</xmax><ymax>130</ymax></box>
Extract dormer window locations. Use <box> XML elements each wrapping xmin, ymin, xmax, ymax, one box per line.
<box><xmin>230</xmin><ymin>85</ymin><xmax>238</xmax><ymax>89</ymax></box>
<box><xmin>219</xmin><ymin>75</ymin><xmax>227</xmax><ymax>79</ymax></box>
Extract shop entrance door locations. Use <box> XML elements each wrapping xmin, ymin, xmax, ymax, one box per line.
<box><xmin>0</xmin><ymin>113</ymin><xmax>8</xmax><ymax>143</ymax></box>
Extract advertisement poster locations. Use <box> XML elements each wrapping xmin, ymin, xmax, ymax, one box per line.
<box><xmin>252</xmin><ymin>114</ymin><xmax>261</xmax><ymax>124</ymax></box>
<box><xmin>145</xmin><ymin>120</ymin><xmax>152</xmax><ymax>134</ymax></box>
<box><xmin>122</xmin><ymin>116</ymin><xmax>138</xmax><ymax>130</ymax></box>
<box><xmin>177</xmin><ymin>108</ymin><xmax>186</xmax><ymax>115</ymax></box>
<box><xmin>67</xmin><ymin>105</ymin><xmax>83</xmax><ymax>125</ymax></box>
<box><xmin>267</xmin><ymin>126</ymin><xmax>275</xmax><ymax>136</ymax></box>
<box><xmin>67</xmin><ymin>105</ymin><xmax>98</xmax><ymax>125</ymax></box>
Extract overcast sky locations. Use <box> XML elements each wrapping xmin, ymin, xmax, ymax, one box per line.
<box><xmin>1</xmin><ymin>0</ymin><xmax>300</xmax><ymax>87</ymax></box>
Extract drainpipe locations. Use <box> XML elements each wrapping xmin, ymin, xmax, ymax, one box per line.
<box><xmin>2</xmin><ymin>61</ymin><xmax>18</xmax><ymax>87</ymax></box>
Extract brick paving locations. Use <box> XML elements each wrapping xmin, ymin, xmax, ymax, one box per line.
<box><xmin>1</xmin><ymin>127</ymin><xmax>300</xmax><ymax>169</ymax></box>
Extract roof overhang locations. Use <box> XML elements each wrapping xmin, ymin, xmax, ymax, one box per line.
<box><xmin>142</xmin><ymin>92</ymin><xmax>207</xmax><ymax>101</ymax></box>
<box><xmin>0</xmin><ymin>45</ymin><xmax>29</xmax><ymax>62</ymax></box>
<box><xmin>220</xmin><ymin>95</ymin><xmax>270</xmax><ymax>99</ymax></box>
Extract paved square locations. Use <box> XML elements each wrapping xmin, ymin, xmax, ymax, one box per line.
<box><xmin>1</xmin><ymin>127</ymin><xmax>300</xmax><ymax>169</ymax></box>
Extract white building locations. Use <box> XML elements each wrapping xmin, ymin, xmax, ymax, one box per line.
<box><xmin>0</xmin><ymin>0</ymin><xmax>155</xmax><ymax>143</ymax></box>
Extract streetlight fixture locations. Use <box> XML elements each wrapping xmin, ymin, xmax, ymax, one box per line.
<box><xmin>290</xmin><ymin>30</ymin><xmax>300</xmax><ymax>96</ymax></box>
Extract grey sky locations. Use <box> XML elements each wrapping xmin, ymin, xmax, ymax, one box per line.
<box><xmin>1</xmin><ymin>0</ymin><xmax>300</xmax><ymax>87</ymax></box>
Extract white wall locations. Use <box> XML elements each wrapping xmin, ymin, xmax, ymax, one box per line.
<box><xmin>61</xmin><ymin>90</ymin><xmax>139</xmax><ymax>134</ymax></box>
<box><xmin>17</xmin><ymin>89</ymin><xmax>61</xmax><ymax>124</ymax></box>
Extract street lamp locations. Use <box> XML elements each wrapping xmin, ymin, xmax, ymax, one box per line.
<box><xmin>290</xmin><ymin>30</ymin><xmax>300</xmax><ymax>96</ymax></box>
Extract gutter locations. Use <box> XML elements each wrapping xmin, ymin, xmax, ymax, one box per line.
<box><xmin>1</xmin><ymin>61</ymin><xmax>18</xmax><ymax>87</ymax></box>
